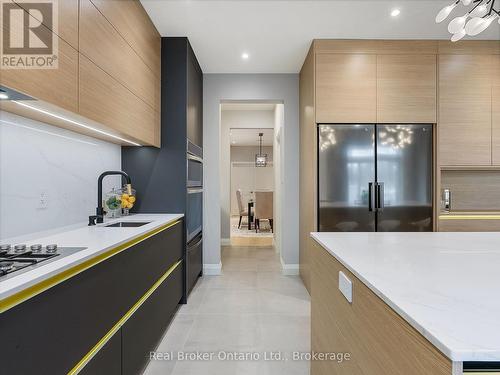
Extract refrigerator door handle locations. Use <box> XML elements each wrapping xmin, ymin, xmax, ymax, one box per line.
<box><xmin>376</xmin><ymin>182</ymin><xmax>385</xmax><ymax>212</ymax></box>
<box><xmin>368</xmin><ymin>182</ymin><xmax>374</xmax><ymax>212</ymax></box>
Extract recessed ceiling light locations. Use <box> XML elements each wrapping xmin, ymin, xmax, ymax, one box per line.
<box><xmin>0</xmin><ymin>90</ymin><xmax>9</xmax><ymax>100</ymax></box>
<box><xmin>241</xmin><ymin>52</ymin><xmax>249</xmax><ymax>60</ymax></box>
<box><xmin>391</xmin><ymin>9</ymin><xmax>401</xmax><ymax>17</ymax></box>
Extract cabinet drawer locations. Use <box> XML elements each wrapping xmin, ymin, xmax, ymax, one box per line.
<box><xmin>187</xmin><ymin>235</ymin><xmax>203</xmax><ymax>293</ymax></box>
<box><xmin>122</xmin><ymin>262</ymin><xmax>183</xmax><ymax>375</ymax></box>
<box><xmin>79</xmin><ymin>55</ymin><xmax>158</xmax><ymax>146</ymax></box>
<box><xmin>79</xmin><ymin>329</ymin><xmax>121</xmax><ymax>375</ymax></box>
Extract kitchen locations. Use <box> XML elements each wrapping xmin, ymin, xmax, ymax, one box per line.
<box><xmin>0</xmin><ymin>1</ymin><xmax>499</xmax><ymax>375</ymax></box>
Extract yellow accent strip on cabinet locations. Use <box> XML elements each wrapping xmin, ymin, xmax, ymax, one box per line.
<box><xmin>439</xmin><ymin>215</ymin><xmax>500</xmax><ymax>220</ymax></box>
<box><xmin>0</xmin><ymin>220</ymin><xmax>181</xmax><ymax>314</ymax></box>
<box><xmin>68</xmin><ymin>259</ymin><xmax>182</xmax><ymax>375</ymax></box>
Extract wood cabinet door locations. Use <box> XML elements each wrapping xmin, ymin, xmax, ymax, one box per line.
<box><xmin>87</xmin><ymin>0</ymin><xmax>161</xmax><ymax>77</ymax></box>
<box><xmin>492</xmin><ymin>57</ymin><xmax>500</xmax><ymax>165</ymax></box>
<box><xmin>79</xmin><ymin>0</ymin><xmax>158</xmax><ymax>111</ymax></box>
<box><xmin>0</xmin><ymin>5</ymin><xmax>78</xmax><ymax>113</ymax></box>
<box><xmin>439</xmin><ymin>54</ymin><xmax>493</xmax><ymax>166</ymax></box>
<box><xmin>13</xmin><ymin>0</ymin><xmax>79</xmax><ymax>49</ymax></box>
<box><xmin>79</xmin><ymin>55</ymin><xmax>158</xmax><ymax>146</ymax></box>
<box><xmin>377</xmin><ymin>55</ymin><xmax>437</xmax><ymax>123</ymax></box>
<box><xmin>316</xmin><ymin>54</ymin><xmax>377</xmax><ymax>124</ymax></box>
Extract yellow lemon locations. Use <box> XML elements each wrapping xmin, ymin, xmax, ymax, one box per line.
<box><xmin>127</xmin><ymin>203</ymin><xmax>133</xmax><ymax>209</ymax></box>
<box><xmin>129</xmin><ymin>196</ymin><xmax>136</xmax><ymax>203</ymax></box>
<box><xmin>122</xmin><ymin>194</ymin><xmax>130</xmax><ymax>200</ymax></box>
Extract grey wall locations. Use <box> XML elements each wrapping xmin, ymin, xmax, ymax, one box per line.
<box><xmin>203</xmin><ymin>74</ymin><xmax>299</xmax><ymax>271</ymax></box>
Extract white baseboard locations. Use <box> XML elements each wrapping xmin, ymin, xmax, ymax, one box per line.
<box><xmin>203</xmin><ymin>262</ymin><xmax>222</xmax><ymax>275</ymax></box>
<box><xmin>280</xmin><ymin>257</ymin><xmax>300</xmax><ymax>276</ymax></box>
<box><xmin>221</xmin><ymin>238</ymin><xmax>231</xmax><ymax>246</ymax></box>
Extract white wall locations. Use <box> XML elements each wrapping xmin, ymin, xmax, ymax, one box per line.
<box><xmin>220</xmin><ymin>109</ymin><xmax>275</xmax><ymax>239</ymax></box>
<box><xmin>203</xmin><ymin>74</ymin><xmax>299</xmax><ymax>274</ymax></box>
<box><xmin>0</xmin><ymin>111</ymin><xmax>122</xmax><ymax>240</ymax></box>
<box><xmin>273</xmin><ymin>104</ymin><xmax>284</xmax><ymax>256</ymax></box>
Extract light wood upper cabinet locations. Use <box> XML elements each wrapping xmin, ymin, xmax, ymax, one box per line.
<box><xmin>377</xmin><ymin>55</ymin><xmax>437</xmax><ymax>123</ymax></box>
<box><xmin>0</xmin><ymin>8</ymin><xmax>78</xmax><ymax>113</ymax></box>
<box><xmin>438</xmin><ymin>54</ymin><xmax>493</xmax><ymax>166</ymax></box>
<box><xmin>13</xmin><ymin>0</ymin><xmax>79</xmax><ymax>49</ymax></box>
<box><xmin>79</xmin><ymin>0</ymin><xmax>159</xmax><ymax>110</ymax></box>
<box><xmin>492</xmin><ymin>58</ymin><xmax>500</xmax><ymax>165</ymax></box>
<box><xmin>88</xmin><ymin>0</ymin><xmax>161</xmax><ymax>78</ymax></box>
<box><xmin>79</xmin><ymin>55</ymin><xmax>158</xmax><ymax>147</ymax></box>
<box><xmin>316</xmin><ymin>54</ymin><xmax>377</xmax><ymax>124</ymax></box>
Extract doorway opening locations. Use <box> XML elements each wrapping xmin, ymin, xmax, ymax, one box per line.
<box><xmin>220</xmin><ymin>102</ymin><xmax>283</xmax><ymax>250</ymax></box>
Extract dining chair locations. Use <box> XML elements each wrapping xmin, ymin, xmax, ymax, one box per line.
<box><xmin>254</xmin><ymin>191</ymin><xmax>273</xmax><ymax>233</ymax></box>
<box><xmin>236</xmin><ymin>189</ymin><xmax>248</xmax><ymax>229</ymax></box>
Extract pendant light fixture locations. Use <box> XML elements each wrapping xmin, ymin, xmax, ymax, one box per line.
<box><xmin>436</xmin><ymin>0</ymin><xmax>499</xmax><ymax>42</ymax></box>
<box><xmin>255</xmin><ymin>132</ymin><xmax>267</xmax><ymax>167</ymax></box>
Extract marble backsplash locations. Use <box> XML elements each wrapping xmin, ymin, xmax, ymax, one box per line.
<box><xmin>0</xmin><ymin>110</ymin><xmax>122</xmax><ymax>239</ymax></box>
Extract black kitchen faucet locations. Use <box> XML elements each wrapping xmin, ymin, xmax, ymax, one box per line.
<box><xmin>88</xmin><ymin>171</ymin><xmax>132</xmax><ymax>226</ymax></box>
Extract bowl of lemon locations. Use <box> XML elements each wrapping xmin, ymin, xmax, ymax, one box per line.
<box><xmin>120</xmin><ymin>187</ymin><xmax>136</xmax><ymax>215</ymax></box>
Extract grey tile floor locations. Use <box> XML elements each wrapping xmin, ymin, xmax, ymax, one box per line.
<box><xmin>143</xmin><ymin>246</ymin><xmax>311</xmax><ymax>375</ymax></box>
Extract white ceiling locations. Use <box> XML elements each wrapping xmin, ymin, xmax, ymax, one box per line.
<box><xmin>142</xmin><ymin>0</ymin><xmax>500</xmax><ymax>73</ymax></box>
<box><xmin>230</xmin><ymin>128</ymin><xmax>274</xmax><ymax>146</ymax></box>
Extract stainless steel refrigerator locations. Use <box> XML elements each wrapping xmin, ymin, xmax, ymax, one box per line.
<box><xmin>318</xmin><ymin>124</ymin><xmax>433</xmax><ymax>232</ymax></box>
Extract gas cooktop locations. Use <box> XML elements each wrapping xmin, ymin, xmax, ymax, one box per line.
<box><xmin>0</xmin><ymin>244</ymin><xmax>86</xmax><ymax>280</ymax></box>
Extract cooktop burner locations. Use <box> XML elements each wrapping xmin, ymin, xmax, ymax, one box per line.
<box><xmin>0</xmin><ymin>245</ymin><xmax>87</xmax><ymax>280</ymax></box>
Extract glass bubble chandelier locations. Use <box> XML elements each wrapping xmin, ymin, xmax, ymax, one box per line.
<box><xmin>436</xmin><ymin>0</ymin><xmax>499</xmax><ymax>42</ymax></box>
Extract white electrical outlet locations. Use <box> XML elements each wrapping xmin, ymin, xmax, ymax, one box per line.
<box><xmin>37</xmin><ymin>191</ymin><xmax>48</xmax><ymax>209</ymax></box>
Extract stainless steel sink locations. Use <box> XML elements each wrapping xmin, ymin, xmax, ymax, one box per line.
<box><xmin>104</xmin><ymin>222</ymin><xmax>151</xmax><ymax>228</ymax></box>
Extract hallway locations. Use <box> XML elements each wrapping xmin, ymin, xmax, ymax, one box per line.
<box><xmin>144</xmin><ymin>246</ymin><xmax>311</xmax><ymax>375</ymax></box>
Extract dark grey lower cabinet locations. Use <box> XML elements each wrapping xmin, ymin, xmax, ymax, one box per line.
<box><xmin>80</xmin><ymin>330</ymin><xmax>122</xmax><ymax>375</ymax></box>
<box><xmin>122</xmin><ymin>263</ymin><xmax>183</xmax><ymax>375</ymax></box>
<box><xmin>187</xmin><ymin>235</ymin><xmax>202</xmax><ymax>293</ymax></box>
<box><xmin>0</xmin><ymin>221</ymin><xmax>184</xmax><ymax>375</ymax></box>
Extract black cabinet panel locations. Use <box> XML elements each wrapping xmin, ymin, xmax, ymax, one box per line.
<box><xmin>0</xmin><ymin>222</ymin><xmax>182</xmax><ymax>375</ymax></box>
<box><xmin>187</xmin><ymin>42</ymin><xmax>203</xmax><ymax>148</ymax></box>
<box><xmin>122</xmin><ymin>262</ymin><xmax>183</xmax><ymax>375</ymax></box>
<box><xmin>187</xmin><ymin>236</ymin><xmax>202</xmax><ymax>293</ymax></box>
<box><xmin>80</xmin><ymin>330</ymin><xmax>121</xmax><ymax>375</ymax></box>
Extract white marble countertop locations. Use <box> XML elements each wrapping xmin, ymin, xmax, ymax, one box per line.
<box><xmin>0</xmin><ymin>214</ymin><xmax>183</xmax><ymax>302</ymax></box>
<box><xmin>311</xmin><ymin>232</ymin><xmax>500</xmax><ymax>362</ymax></box>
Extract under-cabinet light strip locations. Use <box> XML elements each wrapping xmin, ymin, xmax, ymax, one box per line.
<box><xmin>13</xmin><ymin>101</ymin><xmax>141</xmax><ymax>146</ymax></box>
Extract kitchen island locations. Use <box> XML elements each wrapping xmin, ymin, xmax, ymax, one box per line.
<box><xmin>0</xmin><ymin>214</ymin><xmax>185</xmax><ymax>375</ymax></box>
<box><xmin>310</xmin><ymin>232</ymin><xmax>500</xmax><ymax>375</ymax></box>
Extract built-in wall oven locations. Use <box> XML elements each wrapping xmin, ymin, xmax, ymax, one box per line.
<box><xmin>187</xmin><ymin>187</ymin><xmax>202</xmax><ymax>242</ymax></box>
<box><xmin>187</xmin><ymin>153</ymin><xmax>203</xmax><ymax>188</ymax></box>
<box><xmin>186</xmin><ymin>140</ymin><xmax>203</xmax><ymax>292</ymax></box>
